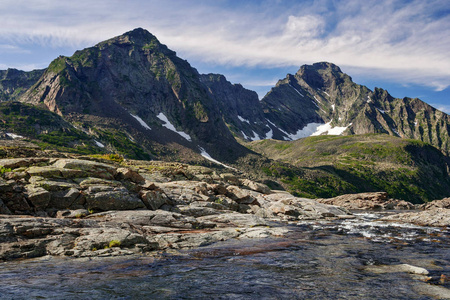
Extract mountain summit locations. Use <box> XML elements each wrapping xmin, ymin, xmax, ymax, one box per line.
<box><xmin>0</xmin><ymin>28</ymin><xmax>448</xmax><ymax>161</ymax></box>
<box><xmin>258</xmin><ymin>62</ymin><xmax>450</xmax><ymax>154</ymax></box>
<box><xmin>18</xmin><ymin>28</ymin><xmax>250</xmax><ymax>161</ymax></box>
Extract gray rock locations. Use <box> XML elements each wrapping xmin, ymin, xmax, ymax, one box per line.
<box><xmin>87</xmin><ymin>210</ymin><xmax>201</xmax><ymax>229</ymax></box>
<box><xmin>25</xmin><ymin>185</ymin><xmax>51</xmax><ymax>210</ymax></box>
<box><xmin>86</xmin><ymin>190</ymin><xmax>145</xmax><ymax>211</ymax></box>
<box><xmin>116</xmin><ymin>167</ymin><xmax>145</xmax><ymax>184</ymax></box>
<box><xmin>365</xmin><ymin>264</ymin><xmax>429</xmax><ymax>275</ymax></box>
<box><xmin>380</xmin><ymin>208</ymin><xmax>450</xmax><ymax>227</ymax></box>
<box><xmin>73</xmin><ymin>227</ymin><xmax>151</xmax><ymax>252</ymax></box>
<box><xmin>52</xmin><ymin>159</ymin><xmax>117</xmax><ymax>180</ymax></box>
<box><xmin>226</xmin><ymin>185</ymin><xmax>259</xmax><ymax>204</ymax></box>
<box><xmin>419</xmin><ymin>198</ymin><xmax>450</xmax><ymax>210</ymax></box>
<box><xmin>56</xmin><ymin>209</ymin><xmax>90</xmax><ymax>218</ymax></box>
<box><xmin>240</xmin><ymin>179</ymin><xmax>271</xmax><ymax>194</ymax></box>
<box><xmin>48</xmin><ymin>188</ymin><xmax>83</xmax><ymax>210</ymax></box>
<box><xmin>0</xmin><ymin>199</ymin><xmax>11</xmax><ymax>214</ymax></box>
<box><xmin>140</xmin><ymin>190</ymin><xmax>168</xmax><ymax>210</ymax></box>
<box><xmin>0</xmin><ymin>158</ymin><xmax>49</xmax><ymax>169</ymax></box>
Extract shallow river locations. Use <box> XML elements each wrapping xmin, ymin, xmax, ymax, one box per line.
<box><xmin>0</xmin><ymin>212</ymin><xmax>449</xmax><ymax>299</ymax></box>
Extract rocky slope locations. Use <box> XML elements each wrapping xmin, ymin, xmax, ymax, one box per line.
<box><xmin>200</xmin><ymin>74</ymin><xmax>272</xmax><ymax>141</ymax></box>
<box><xmin>17</xmin><ymin>28</ymin><xmax>250</xmax><ymax>162</ymax></box>
<box><xmin>260</xmin><ymin>62</ymin><xmax>450</xmax><ymax>154</ymax></box>
<box><xmin>0</xmin><ymin>68</ymin><xmax>45</xmax><ymax>102</ymax></box>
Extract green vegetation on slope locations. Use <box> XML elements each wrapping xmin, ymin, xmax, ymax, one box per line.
<box><xmin>247</xmin><ymin>134</ymin><xmax>450</xmax><ymax>203</ymax></box>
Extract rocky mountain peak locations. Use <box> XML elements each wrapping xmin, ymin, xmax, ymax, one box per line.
<box><xmin>295</xmin><ymin>62</ymin><xmax>350</xmax><ymax>89</ymax></box>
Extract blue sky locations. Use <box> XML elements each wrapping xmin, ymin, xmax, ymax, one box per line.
<box><xmin>1</xmin><ymin>0</ymin><xmax>449</xmax><ymax>112</ymax></box>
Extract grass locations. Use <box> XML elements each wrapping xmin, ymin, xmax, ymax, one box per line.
<box><xmin>108</xmin><ymin>240</ymin><xmax>121</xmax><ymax>248</ymax></box>
<box><xmin>248</xmin><ymin>134</ymin><xmax>450</xmax><ymax>203</ymax></box>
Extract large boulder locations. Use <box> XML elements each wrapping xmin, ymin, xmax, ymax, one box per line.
<box><xmin>52</xmin><ymin>159</ymin><xmax>117</xmax><ymax>180</ymax></box>
<box><xmin>24</xmin><ymin>185</ymin><xmax>51</xmax><ymax>210</ymax></box>
<box><xmin>85</xmin><ymin>189</ymin><xmax>145</xmax><ymax>211</ymax></box>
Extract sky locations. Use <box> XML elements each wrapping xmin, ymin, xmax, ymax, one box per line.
<box><xmin>1</xmin><ymin>0</ymin><xmax>449</xmax><ymax>112</ymax></box>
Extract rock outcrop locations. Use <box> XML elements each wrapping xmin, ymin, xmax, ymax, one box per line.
<box><xmin>315</xmin><ymin>192</ymin><xmax>415</xmax><ymax>210</ymax></box>
<box><xmin>0</xmin><ymin>156</ymin><xmax>351</xmax><ymax>261</ymax></box>
<box><xmin>379</xmin><ymin>197</ymin><xmax>450</xmax><ymax>227</ymax></box>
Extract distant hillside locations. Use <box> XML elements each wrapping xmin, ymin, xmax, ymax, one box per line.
<box><xmin>247</xmin><ymin>134</ymin><xmax>450</xmax><ymax>203</ymax></box>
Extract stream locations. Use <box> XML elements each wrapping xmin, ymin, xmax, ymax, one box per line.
<box><xmin>0</xmin><ymin>212</ymin><xmax>449</xmax><ymax>299</ymax></box>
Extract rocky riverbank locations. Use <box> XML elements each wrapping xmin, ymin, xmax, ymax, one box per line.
<box><xmin>0</xmin><ymin>156</ymin><xmax>354</xmax><ymax>260</ymax></box>
<box><xmin>0</xmin><ymin>156</ymin><xmax>448</xmax><ymax>261</ymax></box>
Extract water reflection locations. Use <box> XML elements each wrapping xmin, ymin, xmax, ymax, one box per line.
<box><xmin>0</xmin><ymin>213</ymin><xmax>448</xmax><ymax>299</ymax></box>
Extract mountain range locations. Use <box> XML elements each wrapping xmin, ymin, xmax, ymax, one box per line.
<box><xmin>1</xmin><ymin>28</ymin><xmax>449</xmax><ymax>202</ymax></box>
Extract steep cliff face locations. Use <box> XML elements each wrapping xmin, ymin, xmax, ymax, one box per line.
<box><xmin>260</xmin><ymin>62</ymin><xmax>450</xmax><ymax>154</ymax></box>
<box><xmin>0</xmin><ymin>69</ymin><xmax>44</xmax><ymax>102</ymax></box>
<box><xmin>19</xmin><ymin>28</ymin><xmax>250</xmax><ymax>161</ymax></box>
<box><xmin>200</xmin><ymin>74</ymin><xmax>272</xmax><ymax>141</ymax></box>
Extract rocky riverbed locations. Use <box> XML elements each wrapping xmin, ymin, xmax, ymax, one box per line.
<box><xmin>0</xmin><ymin>156</ymin><xmax>449</xmax><ymax>261</ymax></box>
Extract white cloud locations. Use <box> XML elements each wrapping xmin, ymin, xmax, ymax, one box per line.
<box><xmin>430</xmin><ymin>103</ymin><xmax>450</xmax><ymax>114</ymax></box>
<box><xmin>0</xmin><ymin>0</ymin><xmax>449</xmax><ymax>92</ymax></box>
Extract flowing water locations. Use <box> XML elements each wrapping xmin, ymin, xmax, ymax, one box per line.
<box><xmin>0</xmin><ymin>212</ymin><xmax>449</xmax><ymax>299</ymax></box>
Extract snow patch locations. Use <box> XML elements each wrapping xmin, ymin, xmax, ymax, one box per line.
<box><xmin>94</xmin><ymin>140</ymin><xmax>105</xmax><ymax>148</ymax></box>
<box><xmin>265</xmin><ymin>126</ymin><xmax>273</xmax><ymax>139</ymax></box>
<box><xmin>367</xmin><ymin>96</ymin><xmax>372</xmax><ymax>103</ymax></box>
<box><xmin>241</xmin><ymin>131</ymin><xmax>250</xmax><ymax>140</ymax></box>
<box><xmin>157</xmin><ymin>113</ymin><xmax>192</xmax><ymax>141</ymax></box>
<box><xmin>331</xmin><ymin>104</ymin><xmax>335</xmax><ymax>111</ymax></box>
<box><xmin>285</xmin><ymin>122</ymin><xmax>323</xmax><ymax>140</ymax></box>
<box><xmin>375</xmin><ymin>107</ymin><xmax>385</xmax><ymax>114</ymax></box>
<box><xmin>199</xmin><ymin>147</ymin><xmax>236</xmax><ymax>170</ymax></box>
<box><xmin>391</xmin><ymin>128</ymin><xmax>400</xmax><ymax>136</ymax></box>
<box><xmin>324</xmin><ymin>91</ymin><xmax>330</xmax><ymax>97</ymax></box>
<box><xmin>311</xmin><ymin>121</ymin><xmax>351</xmax><ymax>136</ymax></box>
<box><xmin>237</xmin><ymin>115</ymin><xmax>250</xmax><ymax>124</ymax></box>
<box><xmin>266</xmin><ymin>119</ymin><xmax>290</xmax><ymax>138</ymax></box>
<box><xmin>289</xmin><ymin>84</ymin><xmax>304</xmax><ymax>97</ymax></box>
<box><xmin>414</xmin><ymin>121</ymin><xmax>418</xmax><ymax>127</ymax></box>
<box><xmin>6</xmin><ymin>133</ymin><xmax>23</xmax><ymax>139</ymax></box>
<box><xmin>130</xmin><ymin>114</ymin><xmax>151</xmax><ymax>130</ymax></box>
<box><xmin>250</xmin><ymin>131</ymin><xmax>261</xmax><ymax>141</ymax></box>
<box><xmin>313</xmin><ymin>95</ymin><xmax>321</xmax><ymax>103</ymax></box>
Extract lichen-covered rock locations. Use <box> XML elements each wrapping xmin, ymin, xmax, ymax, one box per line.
<box><xmin>139</xmin><ymin>190</ymin><xmax>168</xmax><ymax>210</ymax></box>
<box><xmin>226</xmin><ymin>185</ymin><xmax>259</xmax><ymax>204</ymax></box>
<box><xmin>86</xmin><ymin>189</ymin><xmax>145</xmax><ymax>211</ymax></box>
<box><xmin>26</xmin><ymin>166</ymin><xmax>63</xmax><ymax>178</ymax></box>
<box><xmin>48</xmin><ymin>187</ymin><xmax>84</xmax><ymax>210</ymax></box>
<box><xmin>0</xmin><ymin>158</ymin><xmax>49</xmax><ymax>169</ymax></box>
<box><xmin>24</xmin><ymin>185</ymin><xmax>51</xmax><ymax>210</ymax></box>
<box><xmin>240</xmin><ymin>179</ymin><xmax>271</xmax><ymax>194</ymax></box>
<box><xmin>52</xmin><ymin>159</ymin><xmax>117</xmax><ymax>179</ymax></box>
<box><xmin>116</xmin><ymin>167</ymin><xmax>145</xmax><ymax>184</ymax></box>
<box><xmin>56</xmin><ymin>209</ymin><xmax>90</xmax><ymax>218</ymax></box>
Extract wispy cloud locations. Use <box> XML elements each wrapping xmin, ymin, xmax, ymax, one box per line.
<box><xmin>0</xmin><ymin>0</ymin><xmax>449</xmax><ymax>91</ymax></box>
<box><xmin>430</xmin><ymin>103</ymin><xmax>450</xmax><ymax>114</ymax></box>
